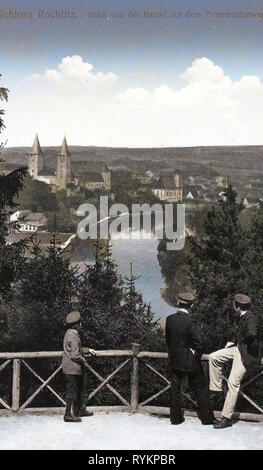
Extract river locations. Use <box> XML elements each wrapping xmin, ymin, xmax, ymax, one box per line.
<box><xmin>111</xmin><ymin>236</ymin><xmax>175</xmax><ymax>323</ymax></box>
<box><xmin>71</xmin><ymin>211</ymin><xmax>180</xmax><ymax>323</ymax></box>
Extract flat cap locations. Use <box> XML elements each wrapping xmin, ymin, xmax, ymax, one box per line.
<box><xmin>178</xmin><ymin>292</ymin><xmax>195</xmax><ymax>304</ymax></box>
<box><xmin>66</xmin><ymin>311</ymin><xmax>81</xmax><ymax>325</ymax></box>
<box><xmin>234</xmin><ymin>294</ymin><xmax>251</xmax><ymax>305</ymax></box>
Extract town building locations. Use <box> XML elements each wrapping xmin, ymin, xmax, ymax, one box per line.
<box><xmin>216</xmin><ymin>176</ymin><xmax>225</xmax><ymax>187</ymax></box>
<box><xmin>237</xmin><ymin>189</ymin><xmax>263</xmax><ymax>207</ymax></box>
<box><xmin>185</xmin><ymin>185</ymin><xmax>205</xmax><ymax>200</ymax></box>
<box><xmin>10</xmin><ymin>210</ymin><xmax>48</xmax><ymax>232</ymax></box>
<box><xmin>152</xmin><ymin>171</ymin><xmax>183</xmax><ymax>202</ymax></box>
<box><xmin>74</xmin><ymin>162</ymin><xmax>111</xmax><ymax>191</ymax></box>
<box><xmin>132</xmin><ymin>171</ymin><xmax>152</xmax><ymax>185</ymax></box>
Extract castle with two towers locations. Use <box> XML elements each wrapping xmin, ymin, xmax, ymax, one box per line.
<box><xmin>27</xmin><ymin>134</ymin><xmax>111</xmax><ymax>191</ymax></box>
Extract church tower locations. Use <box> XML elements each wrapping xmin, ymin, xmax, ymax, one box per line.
<box><xmin>102</xmin><ymin>163</ymin><xmax>111</xmax><ymax>190</ymax></box>
<box><xmin>27</xmin><ymin>134</ymin><xmax>44</xmax><ymax>179</ymax></box>
<box><xmin>56</xmin><ymin>137</ymin><xmax>72</xmax><ymax>188</ymax></box>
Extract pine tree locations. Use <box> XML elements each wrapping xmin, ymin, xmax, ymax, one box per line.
<box><xmin>188</xmin><ymin>182</ymin><xmax>249</xmax><ymax>351</ymax></box>
<box><xmin>83</xmin><ymin>240</ymin><xmax>123</xmax><ymax>309</ymax></box>
<box><xmin>122</xmin><ymin>263</ymin><xmax>164</xmax><ymax>350</ymax></box>
<box><xmin>244</xmin><ymin>204</ymin><xmax>263</xmax><ymax>310</ymax></box>
<box><xmin>0</xmin><ymin>74</ymin><xmax>27</xmax><ymax>297</ymax></box>
<box><xmin>123</xmin><ymin>262</ymin><xmax>141</xmax><ymax>311</ymax></box>
<box><xmin>80</xmin><ymin>241</ymin><xmax>124</xmax><ymax>350</ymax></box>
<box><xmin>0</xmin><ymin>77</ymin><xmax>8</xmax><ymax>137</ymax></box>
<box><xmin>80</xmin><ymin>244</ymin><xmax>164</xmax><ymax>350</ymax></box>
<box><xmin>17</xmin><ymin>230</ymin><xmax>80</xmax><ymax>350</ymax></box>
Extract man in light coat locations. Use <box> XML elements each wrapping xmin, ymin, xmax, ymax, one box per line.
<box><xmin>209</xmin><ymin>294</ymin><xmax>260</xmax><ymax>429</ymax></box>
<box><xmin>62</xmin><ymin>311</ymin><xmax>95</xmax><ymax>422</ymax></box>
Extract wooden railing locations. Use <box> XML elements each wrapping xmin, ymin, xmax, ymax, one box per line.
<box><xmin>0</xmin><ymin>344</ymin><xmax>262</xmax><ymax>422</ymax></box>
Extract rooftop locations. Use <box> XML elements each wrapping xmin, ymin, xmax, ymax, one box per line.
<box><xmin>77</xmin><ymin>172</ymin><xmax>104</xmax><ymax>183</ymax></box>
<box><xmin>30</xmin><ymin>134</ymin><xmax>43</xmax><ymax>156</ymax></box>
<box><xmin>0</xmin><ymin>412</ymin><xmax>261</xmax><ymax>450</ymax></box>
<box><xmin>153</xmin><ymin>175</ymin><xmax>181</xmax><ymax>190</ymax></box>
<box><xmin>59</xmin><ymin>137</ymin><xmax>71</xmax><ymax>157</ymax></box>
<box><xmin>73</xmin><ymin>161</ymin><xmax>111</xmax><ymax>174</ymax></box>
<box><xmin>24</xmin><ymin>212</ymin><xmax>47</xmax><ymax>223</ymax></box>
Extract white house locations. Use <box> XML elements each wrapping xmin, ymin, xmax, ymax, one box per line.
<box><xmin>10</xmin><ymin>210</ymin><xmax>48</xmax><ymax>232</ymax></box>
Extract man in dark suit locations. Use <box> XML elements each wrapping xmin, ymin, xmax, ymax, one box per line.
<box><xmin>210</xmin><ymin>294</ymin><xmax>260</xmax><ymax>429</ymax></box>
<box><xmin>165</xmin><ymin>292</ymin><xmax>215</xmax><ymax>425</ymax></box>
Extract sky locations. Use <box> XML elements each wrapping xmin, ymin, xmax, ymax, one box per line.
<box><xmin>1</xmin><ymin>0</ymin><xmax>263</xmax><ymax>147</ymax></box>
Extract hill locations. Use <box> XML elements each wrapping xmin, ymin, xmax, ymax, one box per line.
<box><xmin>1</xmin><ymin>145</ymin><xmax>263</xmax><ymax>182</ymax></box>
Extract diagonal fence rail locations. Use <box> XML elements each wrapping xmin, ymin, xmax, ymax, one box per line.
<box><xmin>0</xmin><ymin>344</ymin><xmax>262</xmax><ymax>422</ymax></box>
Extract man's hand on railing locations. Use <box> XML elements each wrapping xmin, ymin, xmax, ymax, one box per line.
<box><xmin>88</xmin><ymin>349</ymin><xmax>96</xmax><ymax>356</ymax></box>
<box><xmin>82</xmin><ymin>349</ymin><xmax>96</xmax><ymax>358</ymax></box>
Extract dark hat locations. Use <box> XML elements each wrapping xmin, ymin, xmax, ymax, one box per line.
<box><xmin>66</xmin><ymin>311</ymin><xmax>81</xmax><ymax>325</ymax></box>
<box><xmin>234</xmin><ymin>294</ymin><xmax>251</xmax><ymax>305</ymax></box>
<box><xmin>178</xmin><ymin>292</ymin><xmax>195</xmax><ymax>304</ymax></box>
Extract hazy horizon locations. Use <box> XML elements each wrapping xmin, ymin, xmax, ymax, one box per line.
<box><xmin>3</xmin><ymin>143</ymin><xmax>263</xmax><ymax>150</ymax></box>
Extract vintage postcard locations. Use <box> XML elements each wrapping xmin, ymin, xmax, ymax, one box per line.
<box><xmin>0</xmin><ymin>0</ymin><xmax>262</xmax><ymax>454</ymax></box>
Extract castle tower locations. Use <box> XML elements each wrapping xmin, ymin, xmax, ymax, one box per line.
<box><xmin>102</xmin><ymin>163</ymin><xmax>111</xmax><ymax>191</ymax></box>
<box><xmin>56</xmin><ymin>137</ymin><xmax>72</xmax><ymax>188</ymax></box>
<box><xmin>27</xmin><ymin>134</ymin><xmax>44</xmax><ymax>179</ymax></box>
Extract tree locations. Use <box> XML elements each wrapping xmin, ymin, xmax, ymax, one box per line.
<box><xmin>243</xmin><ymin>205</ymin><xmax>263</xmax><ymax>309</ymax></box>
<box><xmin>0</xmin><ymin>231</ymin><xmax>82</xmax><ymax>409</ymax></box>
<box><xmin>83</xmin><ymin>241</ymin><xmax>123</xmax><ymax>309</ymax></box>
<box><xmin>122</xmin><ymin>263</ymin><xmax>164</xmax><ymax>350</ymax></box>
<box><xmin>188</xmin><ymin>182</ymin><xmax>249</xmax><ymax>352</ymax></box>
<box><xmin>0</xmin><ymin>77</ymin><xmax>8</xmax><ymax>139</ymax></box>
<box><xmin>17</xmin><ymin>233</ymin><xmax>80</xmax><ymax>350</ymax></box>
<box><xmin>0</xmin><ymin>75</ymin><xmax>27</xmax><ymax>298</ymax></box>
<box><xmin>79</xmin><ymin>242</ymin><xmax>164</xmax><ymax>350</ymax></box>
<box><xmin>15</xmin><ymin>175</ymin><xmax>57</xmax><ymax>212</ymax></box>
<box><xmin>78</xmin><ymin>244</ymin><xmax>165</xmax><ymax>407</ymax></box>
<box><xmin>79</xmin><ymin>241</ymin><xmax>123</xmax><ymax>350</ymax></box>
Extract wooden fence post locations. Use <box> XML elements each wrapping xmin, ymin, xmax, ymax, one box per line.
<box><xmin>131</xmin><ymin>343</ymin><xmax>140</xmax><ymax>412</ymax></box>
<box><xmin>12</xmin><ymin>359</ymin><xmax>21</xmax><ymax>412</ymax></box>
